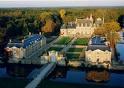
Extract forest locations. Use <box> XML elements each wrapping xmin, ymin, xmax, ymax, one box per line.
<box><xmin>0</xmin><ymin>7</ymin><xmax>124</xmax><ymax>47</ymax></box>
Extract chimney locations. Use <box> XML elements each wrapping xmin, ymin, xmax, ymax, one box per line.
<box><xmin>90</xmin><ymin>13</ymin><xmax>93</xmax><ymax>23</ymax></box>
<box><xmin>9</xmin><ymin>39</ymin><xmax>11</xmax><ymax>43</ymax></box>
<box><xmin>29</xmin><ymin>32</ymin><xmax>31</xmax><ymax>36</ymax></box>
<box><xmin>22</xmin><ymin>39</ymin><xmax>24</xmax><ymax>43</ymax></box>
<box><xmin>39</xmin><ymin>32</ymin><xmax>41</xmax><ymax>35</ymax></box>
<box><xmin>90</xmin><ymin>14</ymin><xmax>93</xmax><ymax>19</ymax></box>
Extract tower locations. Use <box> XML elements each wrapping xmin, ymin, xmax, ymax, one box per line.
<box><xmin>89</xmin><ymin>14</ymin><xmax>93</xmax><ymax>23</ymax></box>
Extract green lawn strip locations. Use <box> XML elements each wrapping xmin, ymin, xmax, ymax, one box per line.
<box><xmin>66</xmin><ymin>53</ymin><xmax>80</xmax><ymax>60</ymax></box>
<box><xmin>73</xmin><ymin>38</ymin><xmax>89</xmax><ymax>45</ymax></box>
<box><xmin>67</xmin><ymin>48</ymin><xmax>83</xmax><ymax>52</ymax></box>
<box><xmin>55</xmin><ymin>37</ymin><xmax>71</xmax><ymax>45</ymax></box>
<box><xmin>0</xmin><ymin>78</ymin><xmax>29</xmax><ymax>88</ymax></box>
<box><xmin>48</xmin><ymin>47</ymin><xmax>63</xmax><ymax>51</ymax></box>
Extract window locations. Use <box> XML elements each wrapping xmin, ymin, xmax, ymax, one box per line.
<box><xmin>97</xmin><ymin>58</ymin><xmax>99</xmax><ymax>62</ymax></box>
<box><xmin>97</xmin><ymin>52</ymin><xmax>99</xmax><ymax>54</ymax></box>
<box><xmin>79</xmin><ymin>23</ymin><xmax>81</xmax><ymax>27</ymax></box>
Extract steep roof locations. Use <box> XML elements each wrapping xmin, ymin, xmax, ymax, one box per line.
<box><xmin>7</xmin><ymin>34</ymin><xmax>45</xmax><ymax>48</ymax></box>
<box><xmin>23</xmin><ymin>34</ymin><xmax>43</xmax><ymax>48</ymax></box>
<box><xmin>91</xmin><ymin>36</ymin><xmax>105</xmax><ymax>45</ymax></box>
<box><xmin>76</xmin><ymin>18</ymin><xmax>93</xmax><ymax>24</ymax></box>
<box><xmin>61</xmin><ymin>22</ymin><xmax>76</xmax><ymax>29</ymax></box>
<box><xmin>87</xmin><ymin>45</ymin><xmax>111</xmax><ymax>51</ymax></box>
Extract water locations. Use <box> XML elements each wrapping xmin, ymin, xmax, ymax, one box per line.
<box><xmin>0</xmin><ymin>64</ymin><xmax>124</xmax><ymax>88</ymax></box>
<box><xmin>0</xmin><ymin>64</ymin><xmax>41</xmax><ymax>88</ymax></box>
<box><xmin>38</xmin><ymin>66</ymin><xmax>124</xmax><ymax>88</ymax></box>
<box><xmin>116</xmin><ymin>44</ymin><xmax>124</xmax><ymax>61</ymax></box>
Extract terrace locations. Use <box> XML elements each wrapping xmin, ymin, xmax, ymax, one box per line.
<box><xmin>66</xmin><ymin>53</ymin><xmax>80</xmax><ymax>60</ymax></box>
<box><xmin>73</xmin><ymin>38</ymin><xmax>89</xmax><ymax>45</ymax></box>
<box><xmin>48</xmin><ymin>47</ymin><xmax>63</xmax><ymax>51</ymax></box>
<box><xmin>67</xmin><ymin>48</ymin><xmax>83</xmax><ymax>52</ymax></box>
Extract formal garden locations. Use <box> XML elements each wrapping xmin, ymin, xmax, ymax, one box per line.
<box><xmin>48</xmin><ymin>47</ymin><xmax>63</xmax><ymax>51</ymax></box>
<box><xmin>73</xmin><ymin>38</ymin><xmax>89</xmax><ymax>45</ymax></box>
<box><xmin>67</xmin><ymin>48</ymin><xmax>84</xmax><ymax>52</ymax></box>
<box><xmin>55</xmin><ymin>37</ymin><xmax>72</xmax><ymax>45</ymax></box>
<box><xmin>66</xmin><ymin>53</ymin><xmax>80</xmax><ymax>60</ymax></box>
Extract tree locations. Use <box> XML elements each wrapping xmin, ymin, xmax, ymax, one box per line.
<box><xmin>42</xmin><ymin>19</ymin><xmax>56</xmax><ymax>33</ymax></box>
<box><xmin>59</xmin><ymin>9</ymin><xmax>66</xmax><ymax>23</ymax></box>
<box><xmin>104</xmin><ymin>21</ymin><xmax>120</xmax><ymax>33</ymax></box>
<box><xmin>103</xmin><ymin>21</ymin><xmax>120</xmax><ymax>59</ymax></box>
<box><xmin>59</xmin><ymin>9</ymin><xmax>66</xmax><ymax>19</ymax></box>
<box><xmin>0</xmin><ymin>30</ymin><xmax>4</xmax><ymax>42</ymax></box>
<box><xmin>103</xmin><ymin>21</ymin><xmax>120</xmax><ymax>48</ymax></box>
<box><xmin>22</xmin><ymin>22</ymin><xmax>29</xmax><ymax>36</ymax></box>
<box><xmin>39</xmin><ymin>12</ymin><xmax>52</xmax><ymax>21</ymax></box>
<box><xmin>93</xmin><ymin>27</ymin><xmax>106</xmax><ymax>36</ymax></box>
<box><xmin>118</xmin><ymin>15</ymin><xmax>124</xmax><ymax>28</ymax></box>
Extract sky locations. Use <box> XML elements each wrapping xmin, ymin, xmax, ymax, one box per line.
<box><xmin>0</xmin><ymin>0</ymin><xmax>124</xmax><ymax>8</ymax></box>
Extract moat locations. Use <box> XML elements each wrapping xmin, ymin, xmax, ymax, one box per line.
<box><xmin>0</xmin><ymin>64</ymin><xmax>124</xmax><ymax>88</ymax></box>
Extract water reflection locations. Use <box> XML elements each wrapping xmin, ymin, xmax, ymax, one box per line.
<box><xmin>0</xmin><ymin>64</ymin><xmax>124</xmax><ymax>88</ymax></box>
<box><xmin>86</xmin><ymin>70</ymin><xmax>110</xmax><ymax>82</ymax></box>
<box><xmin>0</xmin><ymin>64</ymin><xmax>41</xmax><ymax>78</ymax></box>
<box><xmin>47</xmin><ymin>66</ymin><xmax>124</xmax><ymax>87</ymax></box>
<box><xmin>48</xmin><ymin>66</ymin><xmax>67</xmax><ymax>79</ymax></box>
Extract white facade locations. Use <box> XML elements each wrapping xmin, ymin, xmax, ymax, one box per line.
<box><xmin>85</xmin><ymin>49</ymin><xmax>111</xmax><ymax>63</ymax></box>
<box><xmin>61</xmin><ymin>27</ymin><xmax>95</xmax><ymax>38</ymax></box>
<box><xmin>60</xmin><ymin>14</ymin><xmax>104</xmax><ymax>38</ymax></box>
<box><xmin>85</xmin><ymin>48</ymin><xmax>112</xmax><ymax>67</ymax></box>
<box><xmin>41</xmin><ymin>51</ymin><xmax>66</xmax><ymax>65</ymax></box>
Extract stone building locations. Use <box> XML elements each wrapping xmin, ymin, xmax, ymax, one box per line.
<box><xmin>85</xmin><ymin>36</ymin><xmax>111</xmax><ymax>68</ymax></box>
<box><xmin>60</xmin><ymin>14</ymin><xmax>104</xmax><ymax>38</ymax></box>
<box><xmin>5</xmin><ymin>33</ymin><xmax>46</xmax><ymax>62</ymax></box>
<box><xmin>40</xmin><ymin>51</ymin><xmax>66</xmax><ymax>66</ymax></box>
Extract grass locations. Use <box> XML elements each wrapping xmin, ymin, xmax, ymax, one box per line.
<box><xmin>55</xmin><ymin>37</ymin><xmax>71</xmax><ymax>45</ymax></box>
<box><xmin>66</xmin><ymin>53</ymin><xmax>80</xmax><ymax>60</ymax></box>
<box><xmin>48</xmin><ymin>47</ymin><xmax>63</xmax><ymax>51</ymax></box>
<box><xmin>73</xmin><ymin>38</ymin><xmax>89</xmax><ymax>45</ymax></box>
<box><xmin>0</xmin><ymin>78</ymin><xmax>29</xmax><ymax>88</ymax></box>
<box><xmin>67</xmin><ymin>48</ymin><xmax>83</xmax><ymax>52</ymax></box>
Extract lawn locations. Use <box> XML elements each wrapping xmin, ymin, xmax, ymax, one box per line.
<box><xmin>55</xmin><ymin>37</ymin><xmax>71</xmax><ymax>45</ymax></box>
<box><xmin>66</xmin><ymin>53</ymin><xmax>80</xmax><ymax>60</ymax></box>
<box><xmin>73</xmin><ymin>38</ymin><xmax>89</xmax><ymax>45</ymax></box>
<box><xmin>67</xmin><ymin>48</ymin><xmax>83</xmax><ymax>52</ymax></box>
<box><xmin>48</xmin><ymin>47</ymin><xmax>63</xmax><ymax>51</ymax></box>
